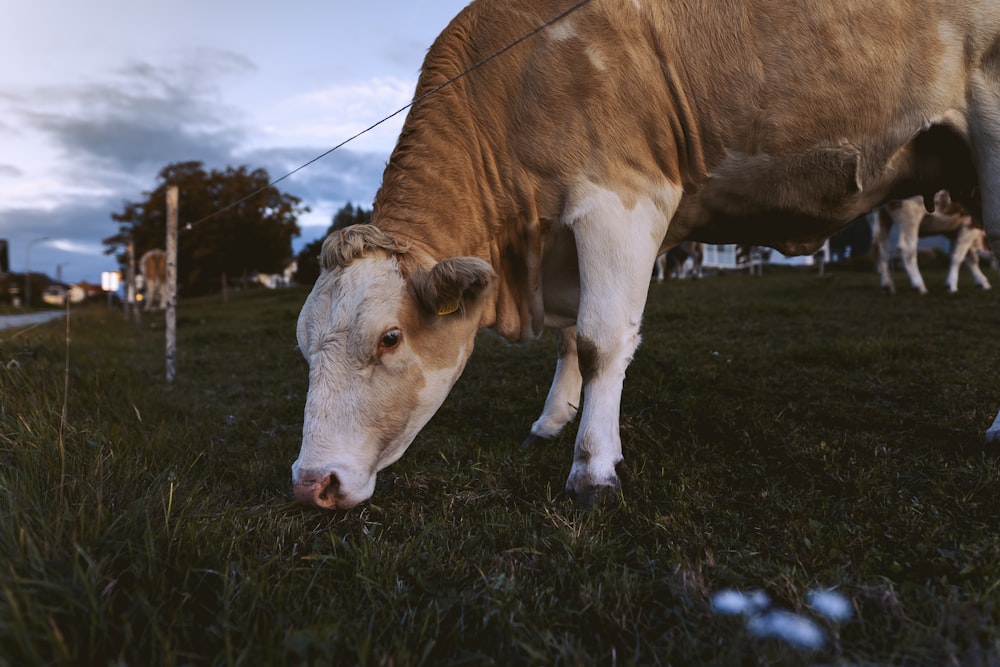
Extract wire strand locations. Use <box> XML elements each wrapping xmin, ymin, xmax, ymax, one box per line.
<box><xmin>183</xmin><ymin>0</ymin><xmax>592</xmax><ymax>230</ymax></box>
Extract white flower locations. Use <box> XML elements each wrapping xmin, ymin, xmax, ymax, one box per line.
<box><xmin>807</xmin><ymin>588</ymin><xmax>853</xmax><ymax>622</ymax></box>
<box><xmin>711</xmin><ymin>589</ymin><xmax>771</xmax><ymax>616</ymax></box>
<box><xmin>747</xmin><ymin>610</ymin><xmax>826</xmax><ymax>650</ymax></box>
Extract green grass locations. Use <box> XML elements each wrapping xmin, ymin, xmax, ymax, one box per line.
<box><xmin>1</xmin><ymin>267</ymin><xmax>999</xmax><ymax>666</ymax></box>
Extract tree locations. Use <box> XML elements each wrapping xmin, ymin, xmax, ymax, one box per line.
<box><xmin>294</xmin><ymin>202</ymin><xmax>372</xmax><ymax>286</ymax></box>
<box><xmin>104</xmin><ymin>161</ymin><xmax>307</xmax><ymax>296</ymax></box>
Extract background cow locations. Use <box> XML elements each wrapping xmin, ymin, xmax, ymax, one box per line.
<box><xmin>294</xmin><ymin>0</ymin><xmax>1000</xmax><ymax>511</ymax></box>
<box><xmin>255</xmin><ymin>260</ymin><xmax>298</xmax><ymax>289</ymax></box>
<box><xmin>139</xmin><ymin>249</ymin><xmax>167</xmax><ymax>311</ymax></box>
<box><xmin>874</xmin><ymin>191</ymin><xmax>993</xmax><ymax>294</ymax></box>
<box><xmin>655</xmin><ymin>242</ymin><xmax>704</xmax><ymax>282</ymax></box>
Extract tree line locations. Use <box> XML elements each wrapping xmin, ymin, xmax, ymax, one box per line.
<box><xmin>103</xmin><ymin>161</ymin><xmax>300</xmax><ymax>295</ymax></box>
<box><xmin>104</xmin><ymin>161</ymin><xmax>373</xmax><ymax>295</ymax></box>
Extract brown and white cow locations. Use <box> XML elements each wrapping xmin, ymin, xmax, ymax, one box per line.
<box><xmin>139</xmin><ymin>249</ymin><xmax>167</xmax><ymax>311</ymax></box>
<box><xmin>874</xmin><ymin>191</ymin><xmax>993</xmax><ymax>294</ymax></box>
<box><xmin>294</xmin><ymin>0</ymin><xmax>1000</xmax><ymax>510</ymax></box>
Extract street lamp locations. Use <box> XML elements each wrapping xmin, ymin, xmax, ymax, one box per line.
<box><xmin>25</xmin><ymin>236</ymin><xmax>50</xmax><ymax>309</ymax></box>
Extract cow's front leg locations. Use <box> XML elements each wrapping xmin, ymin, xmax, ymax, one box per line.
<box><xmin>563</xmin><ymin>185</ymin><xmax>677</xmax><ymax>507</ymax></box>
<box><xmin>523</xmin><ymin>326</ymin><xmax>582</xmax><ymax>447</ymax></box>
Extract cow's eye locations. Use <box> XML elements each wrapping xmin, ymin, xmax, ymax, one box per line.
<box><xmin>378</xmin><ymin>329</ymin><xmax>402</xmax><ymax>353</ymax></box>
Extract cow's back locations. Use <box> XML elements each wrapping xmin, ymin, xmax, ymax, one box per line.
<box><xmin>386</xmin><ymin>0</ymin><xmax>996</xmax><ymax>256</ymax></box>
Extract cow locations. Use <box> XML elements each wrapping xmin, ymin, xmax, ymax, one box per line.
<box><xmin>256</xmin><ymin>260</ymin><xmax>299</xmax><ymax>289</ymax></box>
<box><xmin>293</xmin><ymin>0</ymin><xmax>1000</xmax><ymax>511</ymax></box>
<box><xmin>139</xmin><ymin>249</ymin><xmax>167</xmax><ymax>311</ymax></box>
<box><xmin>655</xmin><ymin>242</ymin><xmax>704</xmax><ymax>282</ymax></box>
<box><xmin>874</xmin><ymin>191</ymin><xmax>993</xmax><ymax>294</ymax></box>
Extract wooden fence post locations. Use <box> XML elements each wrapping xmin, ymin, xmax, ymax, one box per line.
<box><xmin>125</xmin><ymin>240</ymin><xmax>135</xmax><ymax>319</ymax></box>
<box><xmin>126</xmin><ymin>239</ymin><xmax>141</xmax><ymax>331</ymax></box>
<box><xmin>166</xmin><ymin>186</ymin><xmax>179</xmax><ymax>383</ymax></box>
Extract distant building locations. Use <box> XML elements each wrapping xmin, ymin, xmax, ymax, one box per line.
<box><xmin>701</xmin><ymin>244</ymin><xmax>745</xmax><ymax>270</ymax></box>
<box><xmin>701</xmin><ymin>243</ymin><xmax>830</xmax><ymax>271</ymax></box>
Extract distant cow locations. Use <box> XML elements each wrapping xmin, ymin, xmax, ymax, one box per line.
<box><xmin>257</xmin><ymin>260</ymin><xmax>298</xmax><ymax>289</ymax></box>
<box><xmin>655</xmin><ymin>242</ymin><xmax>704</xmax><ymax>282</ymax></box>
<box><xmin>874</xmin><ymin>191</ymin><xmax>992</xmax><ymax>294</ymax></box>
<box><xmin>293</xmin><ymin>0</ymin><xmax>1000</xmax><ymax>511</ymax></box>
<box><xmin>139</xmin><ymin>249</ymin><xmax>167</xmax><ymax>311</ymax></box>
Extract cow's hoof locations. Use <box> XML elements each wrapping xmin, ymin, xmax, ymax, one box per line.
<box><xmin>521</xmin><ymin>433</ymin><xmax>552</xmax><ymax>448</ymax></box>
<box><xmin>568</xmin><ymin>477</ymin><xmax>622</xmax><ymax>509</ymax></box>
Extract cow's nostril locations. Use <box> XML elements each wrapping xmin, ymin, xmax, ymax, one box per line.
<box><xmin>315</xmin><ymin>472</ymin><xmax>341</xmax><ymax>507</ymax></box>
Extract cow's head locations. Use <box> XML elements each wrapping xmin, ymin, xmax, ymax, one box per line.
<box><xmin>293</xmin><ymin>224</ymin><xmax>495</xmax><ymax>510</ymax></box>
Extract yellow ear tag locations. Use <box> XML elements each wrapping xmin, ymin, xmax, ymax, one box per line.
<box><xmin>437</xmin><ymin>298</ymin><xmax>460</xmax><ymax>316</ymax></box>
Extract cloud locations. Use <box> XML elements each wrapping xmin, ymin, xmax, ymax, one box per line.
<box><xmin>0</xmin><ymin>201</ymin><xmax>117</xmax><ymax>242</ymax></box>
<box><xmin>0</xmin><ymin>45</ymin><xmax>405</xmax><ymax>280</ymax></box>
<box><xmin>47</xmin><ymin>238</ymin><xmax>107</xmax><ymax>256</ymax></box>
<box><xmin>0</xmin><ymin>196</ymin><xmax>124</xmax><ymax>282</ymax></box>
<box><xmin>29</xmin><ymin>108</ymin><xmax>240</xmax><ymax>175</ymax></box>
<box><xmin>10</xmin><ymin>48</ymin><xmax>255</xmax><ymax>177</ymax></box>
<box><xmin>239</xmin><ymin>145</ymin><xmax>389</xmax><ymax>246</ymax></box>
<box><xmin>251</xmin><ymin>77</ymin><xmax>414</xmax><ymax>154</ymax></box>
<box><xmin>246</xmin><ymin>145</ymin><xmax>387</xmax><ymax>203</ymax></box>
<box><xmin>6</xmin><ymin>47</ymin><xmax>395</xmax><ymax>208</ymax></box>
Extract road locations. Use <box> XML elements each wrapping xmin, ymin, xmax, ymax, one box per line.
<box><xmin>0</xmin><ymin>311</ymin><xmax>67</xmax><ymax>331</ymax></box>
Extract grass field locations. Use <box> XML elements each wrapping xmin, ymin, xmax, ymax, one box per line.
<box><xmin>1</xmin><ymin>265</ymin><xmax>999</xmax><ymax>666</ymax></box>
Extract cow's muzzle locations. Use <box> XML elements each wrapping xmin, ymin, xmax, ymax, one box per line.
<box><xmin>293</xmin><ymin>472</ymin><xmax>344</xmax><ymax>510</ymax></box>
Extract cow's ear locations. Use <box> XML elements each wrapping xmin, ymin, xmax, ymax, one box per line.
<box><xmin>412</xmin><ymin>257</ymin><xmax>495</xmax><ymax>317</ymax></box>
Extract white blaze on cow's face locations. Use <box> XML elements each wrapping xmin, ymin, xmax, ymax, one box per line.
<box><xmin>292</xmin><ymin>229</ymin><xmax>494</xmax><ymax>510</ymax></box>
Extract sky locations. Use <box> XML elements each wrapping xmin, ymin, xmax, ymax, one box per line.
<box><xmin>0</xmin><ymin>0</ymin><xmax>471</xmax><ymax>284</ymax></box>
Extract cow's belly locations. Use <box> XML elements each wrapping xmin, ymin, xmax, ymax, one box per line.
<box><xmin>664</xmin><ymin>120</ymin><xmax>978</xmax><ymax>255</ymax></box>
<box><xmin>682</xmin><ymin>143</ymin><xmax>880</xmax><ymax>252</ymax></box>
<box><xmin>540</xmin><ymin>223</ymin><xmax>580</xmax><ymax>327</ymax></box>
<box><xmin>670</xmin><ymin>199</ymin><xmax>853</xmax><ymax>256</ymax></box>
<box><xmin>918</xmin><ymin>214</ymin><xmax>966</xmax><ymax>237</ymax></box>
